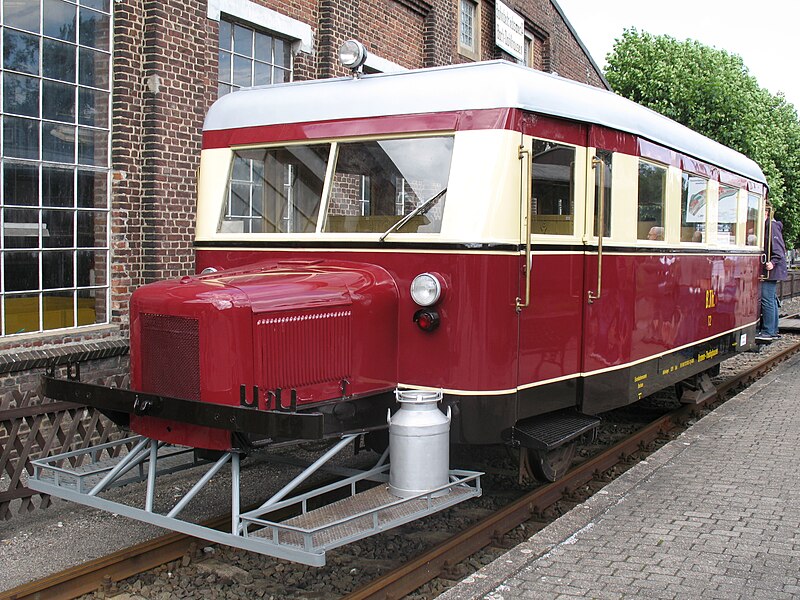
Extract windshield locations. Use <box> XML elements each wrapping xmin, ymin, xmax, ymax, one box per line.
<box><xmin>324</xmin><ymin>136</ymin><xmax>453</xmax><ymax>234</ymax></box>
<box><xmin>218</xmin><ymin>135</ymin><xmax>454</xmax><ymax>236</ymax></box>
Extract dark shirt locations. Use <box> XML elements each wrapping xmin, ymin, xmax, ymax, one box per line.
<box><xmin>763</xmin><ymin>219</ymin><xmax>787</xmax><ymax>281</ymax></box>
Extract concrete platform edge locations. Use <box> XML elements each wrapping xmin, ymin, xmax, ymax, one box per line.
<box><xmin>440</xmin><ymin>352</ymin><xmax>800</xmax><ymax>600</ymax></box>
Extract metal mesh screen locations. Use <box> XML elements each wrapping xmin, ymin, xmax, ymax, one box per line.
<box><xmin>140</xmin><ymin>314</ymin><xmax>201</xmax><ymax>401</ymax></box>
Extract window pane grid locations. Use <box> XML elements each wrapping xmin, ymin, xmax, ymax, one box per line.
<box><xmin>217</xmin><ymin>17</ymin><xmax>293</xmax><ymax>97</ymax></box>
<box><xmin>1</xmin><ymin>0</ymin><xmax>110</xmax><ymax>337</ymax></box>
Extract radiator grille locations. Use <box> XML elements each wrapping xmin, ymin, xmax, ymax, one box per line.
<box><xmin>256</xmin><ymin>310</ymin><xmax>352</xmax><ymax>389</ymax></box>
<box><xmin>140</xmin><ymin>313</ymin><xmax>201</xmax><ymax>401</ymax></box>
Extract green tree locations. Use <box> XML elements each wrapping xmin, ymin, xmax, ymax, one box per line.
<box><xmin>605</xmin><ymin>29</ymin><xmax>800</xmax><ymax>247</ymax></box>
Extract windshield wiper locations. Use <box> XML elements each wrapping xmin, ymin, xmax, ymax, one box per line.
<box><xmin>379</xmin><ymin>187</ymin><xmax>447</xmax><ymax>242</ymax></box>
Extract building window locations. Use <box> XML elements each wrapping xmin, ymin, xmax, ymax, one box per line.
<box><xmin>458</xmin><ymin>0</ymin><xmax>480</xmax><ymax>60</ymax></box>
<box><xmin>517</xmin><ymin>35</ymin><xmax>534</xmax><ymax>67</ymax></box>
<box><xmin>218</xmin><ymin>17</ymin><xmax>293</xmax><ymax>97</ymax></box>
<box><xmin>1</xmin><ymin>0</ymin><xmax>111</xmax><ymax>336</ymax></box>
<box><xmin>637</xmin><ymin>160</ymin><xmax>666</xmax><ymax>241</ymax></box>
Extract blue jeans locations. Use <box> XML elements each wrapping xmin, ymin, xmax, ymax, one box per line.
<box><xmin>760</xmin><ymin>280</ymin><xmax>779</xmax><ymax>336</ymax></box>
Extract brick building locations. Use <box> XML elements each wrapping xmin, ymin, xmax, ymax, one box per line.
<box><xmin>0</xmin><ymin>0</ymin><xmax>605</xmax><ymax>517</ymax></box>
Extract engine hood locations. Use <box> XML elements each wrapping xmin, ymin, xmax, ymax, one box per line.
<box><xmin>132</xmin><ymin>259</ymin><xmax>398</xmax><ymax>315</ymax></box>
<box><xmin>205</xmin><ymin>259</ymin><xmax>390</xmax><ymax>313</ymax></box>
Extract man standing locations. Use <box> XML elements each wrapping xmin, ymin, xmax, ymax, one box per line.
<box><xmin>756</xmin><ymin>207</ymin><xmax>787</xmax><ymax>343</ymax></box>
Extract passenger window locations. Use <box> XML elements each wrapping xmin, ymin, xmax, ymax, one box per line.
<box><xmin>717</xmin><ymin>184</ymin><xmax>739</xmax><ymax>245</ymax></box>
<box><xmin>681</xmin><ymin>173</ymin><xmax>708</xmax><ymax>243</ymax></box>
<box><xmin>593</xmin><ymin>150</ymin><xmax>612</xmax><ymax>238</ymax></box>
<box><xmin>746</xmin><ymin>192</ymin><xmax>760</xmax><ymax>246</ymax></box>
<box><xmin>637</xmin><ymin>160</ymin><xmax>666</xmax><ymax>241</ymax></box>
<box><xmin>531</xmin><ymin>139</ymin><xmax>575</xmax><ymax>236</ymax></box>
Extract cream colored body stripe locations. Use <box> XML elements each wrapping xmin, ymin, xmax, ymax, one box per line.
<box><xmin>195</xmin><ymin>245</ymin><xmax>760</xmax><ymax>258</ymax></box>
<box><xmin>398</xmin><ymin>321</ymin><xmax>757</xmax><ymax>396</ymax></box>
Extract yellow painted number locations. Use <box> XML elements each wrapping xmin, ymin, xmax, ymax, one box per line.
<box><xmin>705</xmin><ymin>289</ymin><xmax>716</xmax><ymax>309</ymax></box>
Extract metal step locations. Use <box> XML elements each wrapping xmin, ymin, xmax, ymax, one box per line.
<box><xmin>243</xmin><ymin>476</ymin><xmax>480</xmax><ymax>556</ymax></box>
<box><xmin>30</xmin><ymin>434</ymin><xmax>482</xmax><ymax>566</ymax></box>
<box><xmin>779</xmin><ymin>315</ymin><xmax>800</xmax><ymax>332</ymax></box>
<box><xmin>511</xmin><ymin>410</ymin><xmax>600</xmax><ymax>451</ymax></box>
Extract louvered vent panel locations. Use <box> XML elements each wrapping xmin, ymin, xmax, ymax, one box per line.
<box><xmin>256</xmin><ymin>310</ymin><xmax>352</xmax><ymax>389</ymax></box>
<box><xmin>140</xmin><ymin>313</ymin><xmax>201</xmax><ymax>401</ymax></box>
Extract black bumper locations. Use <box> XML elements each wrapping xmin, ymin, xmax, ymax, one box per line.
<box><xmin>41</xmin><ymin>374</ymin><xmax>396</xmax><ymax>441</ymax></box>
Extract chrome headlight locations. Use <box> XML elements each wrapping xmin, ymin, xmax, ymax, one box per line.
<box><xmin>410</xmin><ymin>273</ymin><xmax>443</xmax><ymax>307</ymax></box>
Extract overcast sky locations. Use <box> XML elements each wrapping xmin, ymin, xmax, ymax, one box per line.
<box><xmin>555</xmin><ymin>0</ymin><xmax>800</xmax><ymax>111</ymax></box>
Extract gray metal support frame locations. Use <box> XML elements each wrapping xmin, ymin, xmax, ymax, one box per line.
<box><xmin>30</xmin><ymin>435</ymin><xmax>482</xmax><ymax>566</ymax></box>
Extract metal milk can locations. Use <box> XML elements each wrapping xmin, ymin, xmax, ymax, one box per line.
<box><xmin>388</xmin><ymin>389</ymin><xmax>451</xmax><ymax>498</ymax></box>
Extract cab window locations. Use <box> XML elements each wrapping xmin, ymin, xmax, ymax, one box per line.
<box><xmin>324</xmin><ymin>136</ymin><xmax>453</xmax><ymax>234</ymax></box>
<box><xmin>219</xmin><ymin>144</ymin><xmax>330</xmax><ymax>234</ymax></box>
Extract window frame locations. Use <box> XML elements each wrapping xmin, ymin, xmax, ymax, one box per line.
<box><xmin>1</xmin><ymin>0</ymin><xmax>112</xmax><ymax>338</ymax></box>
<box><xmin>217</xmin><ymin>16</ymin><xmax>294</xmax><ymax>97</ymax></box>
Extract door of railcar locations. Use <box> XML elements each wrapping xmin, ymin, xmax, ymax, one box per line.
<box><xmin>515</xmin><ymin>129</ymin><xmax>588</xmax><ymax>419</ymax></box>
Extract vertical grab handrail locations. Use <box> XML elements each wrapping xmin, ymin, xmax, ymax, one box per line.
<box><xmin>762</xmin><ymin>204</ymin><xmax>773</xmax><ymax>281</ymax></box>
<box><xmin>588</xmin><ymin>155</ymin><xmax>605</xmax><ymax>304</ymax></box>
<box><xmin>517</xmin><ymin>144</ymin><xmax>533</xmax><ymax>312</ymax></box>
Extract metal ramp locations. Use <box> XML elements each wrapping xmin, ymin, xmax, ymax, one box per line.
<box><xmin>29</xmin><ymin>434</ymin><xmax>481</xmax><ymax>566</ymax></box>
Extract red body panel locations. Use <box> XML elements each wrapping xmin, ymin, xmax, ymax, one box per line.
<box><xmin>127</xmin><ymin>246</ymin><xmax>760</xmax><ymax>449</ymax></box>
<box><xmin>130</xmin><ymin>260</ymin><xmax>399</xmax><ymax>448</ymax></box>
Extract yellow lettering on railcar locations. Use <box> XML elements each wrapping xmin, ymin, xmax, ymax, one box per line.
<box><xmin>634</xmin><ymin>374</ymin><xmax>648</xmax><ymax>382</ymax></box>
<box><xmin>705</xmin><ymin>289</ymin><xmax>717</xmax><ymax>309</ymax></box>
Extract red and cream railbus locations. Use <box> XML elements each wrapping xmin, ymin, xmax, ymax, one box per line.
<box><xmin>34</xmin><ymin>58</ymin><xmax>766</xmax><ymax>564</ymax></box>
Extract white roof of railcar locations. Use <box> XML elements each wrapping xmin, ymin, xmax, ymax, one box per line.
<box><xmin>204</xmin><ymin>61</ymin><xmax>766</xmax><ymax>185</ymax></box>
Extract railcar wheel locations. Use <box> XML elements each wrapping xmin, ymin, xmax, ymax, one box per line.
<box><xmin>522</xmin><ymin>442</ymin><xmax>577</xmax><ymax>483</ymax></box>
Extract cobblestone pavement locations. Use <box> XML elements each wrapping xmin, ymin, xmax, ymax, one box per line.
<box><xmin>443</xmin><ymin>353</ymin><xmax>800</xmax><ymax>600</ymax></box>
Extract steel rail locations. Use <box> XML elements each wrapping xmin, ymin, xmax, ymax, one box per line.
<box><xmin>4</xmin><ymin>340</ymin><xmax>799</xmax><ymax>600</ymax></box>
<box><xmin>344</xmin><ymin>339</ymin><xmax>800</xmax><ymax>600</ymax></box>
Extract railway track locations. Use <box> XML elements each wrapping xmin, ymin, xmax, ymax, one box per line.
<box><xmin>4</xmin><ymin>337</ymin><xmax>800</xmax><ymax>600</ymax></box>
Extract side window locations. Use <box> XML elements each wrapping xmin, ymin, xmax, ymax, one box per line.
<box><xmin>593</xmin><ymin>150</ymin><xmax>612</xmax><ymax>238</ymax></box>
<box><xmin>717</xmin><ymin>184</ymin><xmax>739</xmax><ymax>245</ymax></box>
<box><xmin>531</xmin><ymin>139</ymin><xmax>575</xmax><ymax>236</ymax></box>
<box><xmin>637</xmin><ymin>160</ymin><xmax>667</xmax><ymax>241</ymax></box>
<box><xmin>681</xmin><ymin>173</ymin><xmax>708</xmax><ymax>243</ymax></box>
<box><xmin>745</xmin><ymin>192</ymin><xmax>760</xmax><ymax>246</ymax></box>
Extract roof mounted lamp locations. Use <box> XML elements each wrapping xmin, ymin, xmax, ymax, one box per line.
<box><xmin>339</xmin><ymin>40</ymin><xmax>368</xmax><ymax>78</ymax></box>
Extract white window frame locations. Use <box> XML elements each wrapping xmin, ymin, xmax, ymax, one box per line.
<box><xmin>208</xmin><ymin>0</ymin><xmax>313</xmax><ymax>55</ymax></box>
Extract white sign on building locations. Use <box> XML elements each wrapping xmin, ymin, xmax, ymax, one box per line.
<box><xmin>495</xmin><ymin>0</ymin><xmax>525</xmax><ymax>62</ymax></box>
